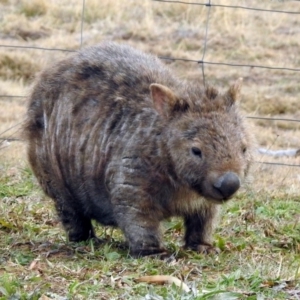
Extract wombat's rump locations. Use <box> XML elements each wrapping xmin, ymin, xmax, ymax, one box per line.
<box><xmin>25</xmin><ymin>42</ymin><xmax>253</xmax><ymax>257</ymax></box>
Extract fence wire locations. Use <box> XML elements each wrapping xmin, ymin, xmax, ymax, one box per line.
<box><xmin>152</xmin><ymin>0</ymin><xmax>300</xmax><ymax>14</ymax></box>
<box><xmin>0</xmin><ymin>0</ymin><xmax>299</xmax><ymax>168</ymax></box>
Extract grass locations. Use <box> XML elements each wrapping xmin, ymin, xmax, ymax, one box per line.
<box><xmin>18</xmin><ymin>0</ymin><xmax>47</xmax><ymax>18</ymax></box>
<box><xmin>1</xmin><ymin>166</ymin><xmax>300</xmax><ymax>299</ymax></box>
<box><xmin>1</xmin><ymin>0</ymin><xmax>300</xmax><ymax>299</ymax></box>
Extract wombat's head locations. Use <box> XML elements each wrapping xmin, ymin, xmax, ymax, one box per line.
<box><xmin>150</xmin><ymin>79</ymin><xmax>253</xmax><ymax>203</ymax></box>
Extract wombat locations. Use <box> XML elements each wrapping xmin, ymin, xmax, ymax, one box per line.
<box><xmin>24</xmin><ymin>42</ymin><xmax>253</xmax><ymax>257</ymax></box>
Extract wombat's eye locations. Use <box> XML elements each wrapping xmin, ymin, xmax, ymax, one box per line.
<box><xmin>242</xmin><ymin>146</ymin><xmax>247</xmax><ymax>154</ymax></box>
<box><xmin>191</xmin><ymin>147</ymin><xmax>202</xmax><ymax>158</ymax></box>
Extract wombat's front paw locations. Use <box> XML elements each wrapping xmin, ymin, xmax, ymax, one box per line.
<box><xmin>196</xmin><ymin>244</ymin><xmax>220</xmax><ymax>254</ymax></box>
<box><xmin>146</xmin><ymin>251</ymin><xmax>174</xmax><ymax>261</ymax></box>
<box><xmin>130</xmin><ymin>247</ymin><xmax>168</xmax><ymax>258</ymax></box>
<box><xmin>185</xmin><ymin>243</ymin><xmax>220</xmax><ymax>255</ymax></box>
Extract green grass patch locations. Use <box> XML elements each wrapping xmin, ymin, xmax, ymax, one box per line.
<box><xmin>0</xmin><ymin>167</ymin><xmax>35</xmax><ymax>198</ymax></box>
<box><xmin>1</xmin><ymin>168</ymin><xmax>300</xmax><ymax>299</ymax></box>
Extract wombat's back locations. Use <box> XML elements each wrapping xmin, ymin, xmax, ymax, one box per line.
<box><xmin>26</xmin><ymin>42</ymin><xmax>178</xmax><ymax>130</ymax></box>
<box><xmin>25</xmin><ymin>42</ymin><xmax>182</xmax><ymax>150</ymax></box>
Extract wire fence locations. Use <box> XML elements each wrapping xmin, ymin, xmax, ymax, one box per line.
<box><xmin>0</xmin><ymin>0</ymin><xmax>300</xmax><ymax>168</ymax></box>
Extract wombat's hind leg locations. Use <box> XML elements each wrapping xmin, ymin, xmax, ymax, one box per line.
<box><xmin>55</xmin><ymin>201</ymin><xmax>96</xmax><ymax>242</ymax></box>
<box><xmin>184</xmin><ymin>205</ymin><xmax>220</xmax><ymax>254</ymax></box>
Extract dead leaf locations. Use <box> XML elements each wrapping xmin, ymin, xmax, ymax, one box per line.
<box><xmin>29</xmin><ymin>258</ymin><xmax>40</xmax><ymax>270</ymax></box>
<box><xmin>136</xmin><ymin>275</ymin><xmax>190</xmax><ymax>292</ymax></box>
<box><xmin>39</xmin><ymin>295</ymin><xmax>52</xmax><ymax>300</ymax></box>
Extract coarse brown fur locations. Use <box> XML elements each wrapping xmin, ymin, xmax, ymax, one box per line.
<box><xmin>24</xmin><ymin>41</ymin><xmax>253</xmax><ymax>257</ymax></box>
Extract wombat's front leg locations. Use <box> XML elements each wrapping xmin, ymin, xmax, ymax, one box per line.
<box><xmin>184</xmin><ymin>204</ymin><xmax>220</xmax><ymax>254</ymax></box>
<box><xmin>112</xmin><ymin>194</ymin><xmax>166</xmax><ymax>257</ymax></box>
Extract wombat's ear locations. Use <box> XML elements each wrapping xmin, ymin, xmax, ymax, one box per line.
<box><xmin>225</xmin><ymin>78</ymin><xmax>243</xmax><ymax>105</ymax></box>
<box><xmin>150</xmin><ymin>83</ymin><xmax>177</xmax><ymax>117</ymax></box>
<box><xmin>205</xmin><ymin>86</ymin><xmax>219</xmax><ymax>100</ymax></box>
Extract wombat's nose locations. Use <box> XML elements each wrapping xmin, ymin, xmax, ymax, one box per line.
<box><xmin>213</xmin><ymin>172</ymin><xmax>240</xmax><ymax>199</ymax></box>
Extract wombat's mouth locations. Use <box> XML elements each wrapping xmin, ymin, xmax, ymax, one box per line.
<box><xmin>192</xmin><ymin>172</ymin><xmax>241</xmax><ymax>203</ymax></box>
<box><xmin>206</xmin><ymin>191</ymin><xmax>234</xmax><ymax>204</ymax></box>
<box><xmin>191</xmin><ymin>184</ymin><xmax>236</xmax><ymax>204</ymax></box>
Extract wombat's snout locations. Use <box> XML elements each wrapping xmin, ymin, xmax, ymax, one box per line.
<box><xmin>213</xmin><ymin>172</ymin><xmax>240</xmax><ymax>199</ymax></box>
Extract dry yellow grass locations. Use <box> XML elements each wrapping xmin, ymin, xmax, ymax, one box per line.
<box><xmin>0</xmin><ymin>0</ymin><xmax>299</xmax><ymax>192</ymax></box>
